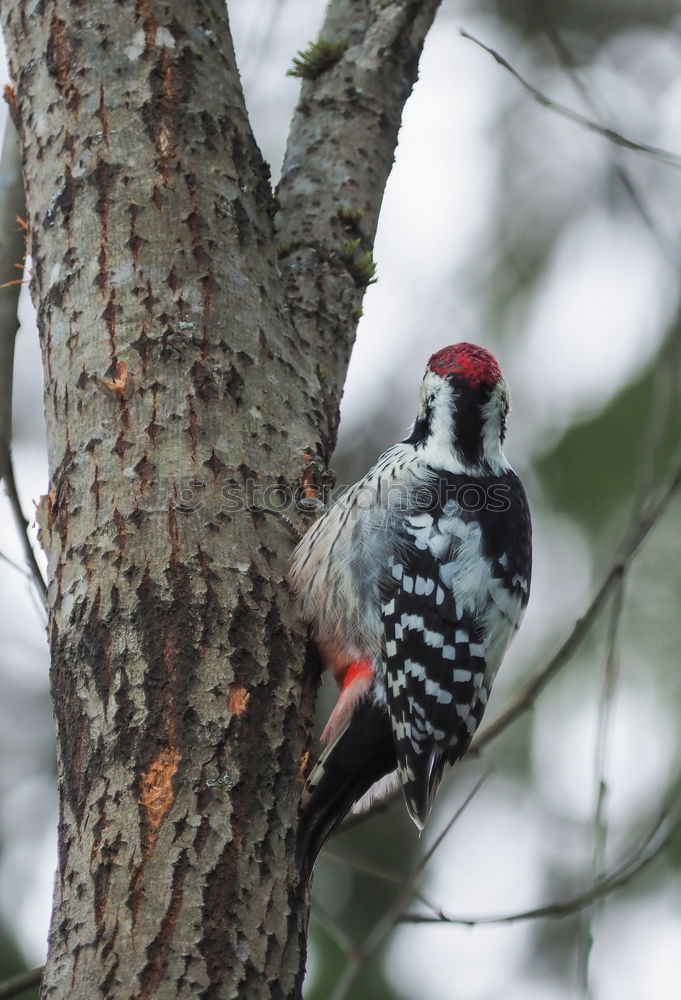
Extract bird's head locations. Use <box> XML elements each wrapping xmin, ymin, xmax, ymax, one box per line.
<box><xmin>406</xmin><ymin>343</ymin><xmax>510</xmax><ymax>471</ymax></box>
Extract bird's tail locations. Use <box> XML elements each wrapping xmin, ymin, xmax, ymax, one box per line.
<box><xmin>296</xmin><ymin>699</ymin><xmax>396</xmax><ymax>880</ymax></box>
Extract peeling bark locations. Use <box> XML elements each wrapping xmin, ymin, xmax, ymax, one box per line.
<box><xmin>0</xmin><ymin>0</ymin><xmax>440</xmax><ymax>996</ymax></box>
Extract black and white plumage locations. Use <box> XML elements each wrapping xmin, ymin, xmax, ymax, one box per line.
<box><xmin>289</xmin><ymin>343</ymin><xmax>532</xmax><ymax>876</ymax></box>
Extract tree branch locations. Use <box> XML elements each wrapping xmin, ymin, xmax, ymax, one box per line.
<box><xmin>321</xmin><ymin>849</ymin><xmax>443</xmax><ymax>916</ymax></box>
<box><xmin>276</xmin><ymin>0</ymin><xmax>442</xmax><ymax>451</ymax></box>
<box><xmin>0</xmin><ymin>1</ymin><xmax>341</xmax><ymax>993</ymax></box>
<box><xmin>0</xmin><ymin>966</ymin><xmax>42</xmax><ymax>1000</ymax></box>
<box><xmin>398</xmin><ymin>789</ymin><xmax>681</xmax><ymax>927</ymax></box>
<box><xmin>327</xmin><ymin>773</ymin><xmax>490</xmax><ymax>999</ymax></box>
<box><xmin>535</xmin><ymin>3</ymin><xmax>681</xmax><ymax>262</ymax></box>
<box><xmin>580</xmin><ymin>572</ymin><xmax>626</xmax><ymax>991</ymax></box>
<box><xmin>461</xmin><ymin>29</ymin><xmax>681</xmax><ymax>169</ymax></box>
<box><xmin>0</xmin><ymin>119</ymin><xmax>46</xmax><ymax>602</ymax></box>
<box><xmin>321</xmin><ymin>771</ymin><xmax>681</xmax><ymax>942</ymax></box>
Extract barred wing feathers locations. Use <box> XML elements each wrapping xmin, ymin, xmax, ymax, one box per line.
<box><xmin>380</xmin><ymin>472</ymin><xmax>531</xmax><ymax>827</ymax></box>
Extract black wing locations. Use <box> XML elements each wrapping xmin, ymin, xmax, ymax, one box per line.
<box><xmin>380</xmin><ymin>470</ymin><xmax>531</xmax><ymax>826</ymax></box>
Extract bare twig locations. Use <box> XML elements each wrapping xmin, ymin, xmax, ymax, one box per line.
<box><xmin>399</xmin><ymin>792</ymin><xmax>681</xmax><ymax>927</ymax></box>
<box><xmin>415</xmin><ymin>770</ymin><xmax>493</xmax><ymax>876</ymax></box>
<box><xmin>1</xmin><ymin>457</ymin><xmax>47</xmax><ymax>602</ymax></box>
<box><xmin>460</xmin><ymin>29</ymin><xmax>681</xmax><ymax>170</ymax></box>
<box><xmin>322</xmin><ymin>775</ymin><xmax>493</xmax><ymax>921</ymax></box>
<box><xmin>0</xmin><ymin>966</ymin><xmax>42</xmax><ymax>1000</ymax></box>
<box><xmin>242</xmin><ymin>0</ymin><xmax>288</xmax><ymax>87</ymax></box>
<box><xmin>536</xmin><ymin>4</ymin><xmax>681</xmax><ymax>263</ymax></box>
<box><xmin>0</xmin><ymin>546</ymin><xmax>30</xmax><ymax>578</ymax></box>
<box><xmin>633</xmin><ymin>316</ymin><xmax>681</xmax><ymax>509</ymax></box>
<box><xmin>310</xmin><ymin>899</ymin><xmax>356</xmax><ymax>958</ymax></box>
<box><xmin>321</xmin><ymin>850</ymin><xmax>443</xmax><ymax>917</ymax></box>
<box><xmin>0</xmin><ymin>122</ymin><xmax>46</xmax><ymax>603</ymax></box>
<box><xmin>593</xmin><ymin>579</ymin><xmax>626</xmax><ymax>859</ymax></box>
<box><xmin>328</xmin><ymin>773</ymin><xmax>491</xmax><ymax>1000</ymax></box>
<box><xmin>580</xmin><ymin>574</ymin><xmax>626</xmax><ymax>996</ymax></box>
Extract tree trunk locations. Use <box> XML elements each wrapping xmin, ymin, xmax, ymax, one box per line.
<box><xmin>0</xmin><ymin>0</ymin><xmax>440</xmax><ymax>995</ymax></box>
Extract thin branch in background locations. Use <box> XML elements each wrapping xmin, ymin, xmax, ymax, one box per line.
<box><xmin>242</xmin><ymin>0</ymin><xmax>288</xmax><ymax>89</ymax></box>
<box><xmin>0</xmin><ymin>546</ymin><xmax>30</xmax><ymax>578</ymax></box>
<box><xmin>327</xmin><ymin>773</ymin><xmax>491</xmax><ymax>1000</ymax></box>
<box><xmin>535</xmin><ymin>7</ymin><xmax>681</xmax><ymax>506</ymax></box>
<box><xmin>322</xmin><ymin>773</ymin><xmax>494</xmax><ymax>922</ymax></box>
<box><xmin>1</xmin><ymin>457</ymin><xmax>47</xmax><ymax>603</ymax></box>
<box><xmin>610</xmin><ymin>768</ymin><xmax>681</xmax><ymax>875</ymax></box>
<box><xmin>534</xmin><ymin>22</ymin><xmax>681</xmax><ymax>963</ymax></box>
<box><xmin>321</xmin><ymin>851</ymin><xmax>443</xmax><ymax>918</ymax></box>
<box><xmin>0</xmin><ymin>121</ymin><xmax>47</xmax><ymax>605</ymax></box>
<box><xmin>310</xmin><ymin>898</ymin><xmax>356</xmax><ymax>960</ymax></box>
<box><xmin>536</xmin><ymin>6</ymin><xmax>681</xmax><ymax>497</ymax></box>
<box><xmin>633</xmin><ymin>316</ymin><xmax>681</xmax><ymax>510</ymax></box>
<box><xmin>499</xmin><ymin>15</ymin><xmax>681</xmax><ymax>946</ymax></box>
<box><xmin>580</xmin><ymin>574</ymin><xmax>626</xmax><ymax>998</ymax></box>
<box><xmin>0</xmin><ymin>966</ymin><xmax>42</xmax><ymax>1000</ymax></box>
<box><xmin>460</xmin><ymin>29</ymin><xmax>681</xmax><ymax>170</ymax></box>
<box><xmin>312</xmin><ymin>25</ymin><xmax>681</xmax><ymax>992</ymax></box>
<box><xmin>536</xmin><ymin>4</ymin><xmax>681</xmax><ymax>262</ymax></box>
<box><xmin>414</xmin><ymin>770</ymin><xmax>493</xmax><ymax>877</ymax></box>
<box><xmin>399</xmin><ymin>783</ymin><xmax>681</xmax><ymax>928</ymax></box>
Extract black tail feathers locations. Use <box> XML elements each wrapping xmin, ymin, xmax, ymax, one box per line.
<box><xmin>400</xmin><ymin>747</ymin><xmax>448</xmax><ymax>830</ymax></box>
<box><xmin>296</xmin><ymin>700</ymin><xmax>396</xmax><ymax>880</ymax></box>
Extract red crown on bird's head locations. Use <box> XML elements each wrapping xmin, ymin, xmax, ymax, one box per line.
<box><xmin>428</xmin><ymin>343</ymin><xmax>502</xmax><ymax>388</ymax></box>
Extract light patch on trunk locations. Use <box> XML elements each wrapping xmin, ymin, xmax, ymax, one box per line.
<box><xmin>100</xmin><ymin>359</ymin><xmax>129</xmax><ymax>395</ymax></box>
<box><xmin>139</xmin><ymin>747</ymin><xmax>182</xmax><ymax>828</ymax></box>
<box><xmin>124</xmin><ymin>29</ymin><xmax>146</xmax><ymax>61</ymax></box>
<box><xmin>298</xmin><ymin>748</ymin><xmax>313</xmax><ymax>781</ymax></box>
<box><xmin>228</xmin><ymin>685</ymin><xmax>251</xmax><ymax>716</ymax></box>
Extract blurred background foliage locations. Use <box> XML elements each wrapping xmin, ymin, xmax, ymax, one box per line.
<box><xmin>1</xmin><ymin>1</ymin><xmax>681</xmax><ymax>998</ymax></box>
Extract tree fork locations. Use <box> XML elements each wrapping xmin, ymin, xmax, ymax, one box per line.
<box><xmin>0</xmin><ymin>0</ymin><xmax>440</xmax><ymax>995</ymax></box>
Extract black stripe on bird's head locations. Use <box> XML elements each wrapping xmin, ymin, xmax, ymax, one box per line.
<box><xmin>406</xmin><ymin>343</ymin><xmax>510</xmax><ymax>470</ymax></box>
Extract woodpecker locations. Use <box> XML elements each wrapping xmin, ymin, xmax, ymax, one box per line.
<box><xmin>289</xmin><ymin>343</ymin><xmax>531</xmax><ymax>876</ymax></box>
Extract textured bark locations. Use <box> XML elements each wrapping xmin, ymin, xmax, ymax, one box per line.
<box><xmin>276</xmin><ymin>0</ymin><xmax>441</xmax><ymax>440</ymax></box>
<box><xmin>0</xmin><ymin>0</ymin><xmax>440</xmax><ymax>997</ymax></box>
